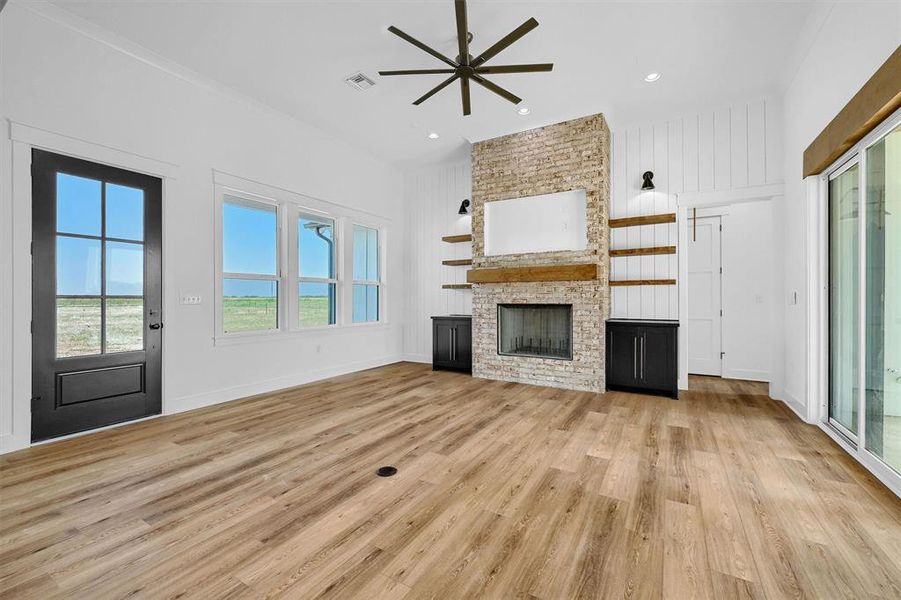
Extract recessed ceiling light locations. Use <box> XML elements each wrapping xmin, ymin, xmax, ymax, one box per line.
<box><xmin>644</xmin><ymin>72</ymin><xmax>661</xmax><ymax>82</ymax></box>
<box><xmin>518</xmin><ymin>107</ymin><xmax>531</xmax><ymax>115</ymax></box>
<box><xmin>427</xmin><ymin>132</ymin><xmax>439</xmax><ymax>140</ymax></box>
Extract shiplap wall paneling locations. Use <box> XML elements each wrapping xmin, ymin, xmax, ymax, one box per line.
<box><xmin>610</xmin><ymin>98</ymin><xmax>781</xmax><ymax>321</ymax></box>
<box><xmin>404</xmin><ymin>161</ymin><xmax>472</xmax><ymax>361</ymax></box>
<box><xmin>609</xmin><ymin>125</ymin><xmax>678</xmax><ymax>320</ymax></box>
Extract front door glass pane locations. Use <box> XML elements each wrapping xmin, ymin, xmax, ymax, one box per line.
<box><xmin>56</xmin><ymin>173</ymin><xmax>101</xmax><ymax>236</ymax></box>
<box><xmin>106</xmin><ymin>298</ymin><xmax>144</xmax><ymax>353</ymax></box>
<box><xmin>829</xmin><ymin>162</ymin><xmax>860</xmax><ymax>436</ymax></box>
<box><xmin>57</xmin><ymin>236</ymin><xmax>101</xmax><ymax>295</ymax></box>
<box><xmin>865</xmin><ymin>123</ymin><xmax>901</xmax><ymax>472</ymax></box>
<box><xmin>56</xmin><ymin>298</ymin><xmax>101</xmax><ymax>357</ymax></box>
<box><xmin>106</xmin><ymin>241</ymin><xmax>144</xmax><ymax>295</ymax></box>
<box><xmin>106</xmin><ymin>183</ymin><xmax>144</xmax><ymax>241</ymax></box>
<box><xmin>55</xmin><ymin>176</ymin><xmax>146</xmax><ymax>358</ymax></box>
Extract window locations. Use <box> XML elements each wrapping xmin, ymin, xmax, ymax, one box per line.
<box><xmin>298</xmin><ymin>214</ymin><xmax>336</xmax><ymax>327</ymax></box>
<box><xmin>352</xmin><ymin>225</ymin><xmax>380</xmax><ymax>322</ymax></box>
<box><xmin>221</xmin><ymin>196</ymin><xmax>279</xmax><ymax>333</ymax></box>
<box><xmin>55</xmin><ymin>174</ymin><xmax>146</xmax><ymax>357</ymax></box>
<box><xmin>214</xmin><ymin>173</ymin><xmax>388</xmax><ymax>340</ymax></box>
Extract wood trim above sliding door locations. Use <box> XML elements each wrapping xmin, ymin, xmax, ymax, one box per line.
<box><xmin>803</xmin><ymin>46</ymin><xmax>901</xmax><ymax>177</ymax></box>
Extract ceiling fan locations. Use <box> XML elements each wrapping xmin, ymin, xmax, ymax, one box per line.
<box><xmin>378</xmin><ymin>0</ymin><xmax>553</xmax><ymax>116</ymax></box>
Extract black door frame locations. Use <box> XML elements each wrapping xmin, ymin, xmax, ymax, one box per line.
<box><xmin>31</xmin><ymin>149</ymin><xmax>163</xmax><ymax>441</ymax></box>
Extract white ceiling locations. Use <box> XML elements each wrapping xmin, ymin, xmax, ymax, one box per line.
<box><xmin>49</xmin><ymin>0</ymin><xmax>818</xmax><ymax>168</ymax></box>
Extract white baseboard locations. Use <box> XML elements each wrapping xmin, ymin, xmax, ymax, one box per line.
<box><xmin>723</xmin><ymin>368</ymin><xmax>769</xmax><ymax>382</ymax></box>
<box><xmin>773</xmin><ymin>387</ymin><xmax>809</xmax><ymax>423</ymax></box>
<box><xmin>168</xmin><ymin>354</ymin><xmax>404</xmax><ymax>414</ymax></box>
<box><xmin>0</xmin><ymin>432</ymin><xmax>30</xmax><ymax>455</ymax></box>
<box><xmin>402</xmin><ymin>353</ymin><xmax>431</xmax><ymax>364</ymax></box>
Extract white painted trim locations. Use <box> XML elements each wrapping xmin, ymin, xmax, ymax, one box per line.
<box><xmin>723</xmin><ymin>368</ymin><xmax>770</xmax><ymax>382</ymax></box>
<box><xmin>169</xmin><ymin>355</ymin><xmax>403</xmax><ymax>414</ymax></box>
<box><xmin>4</xmin><ymin>125</ymin><xmax>177</xmax><ymax>455</ymax></box>
<box><xmin>676</xmin><ymin>183</ymin><xmax>784</xmax><ymax>208</ymax></box>
<box><xmin>403</xmin><ymin>353</ymin><xmax>432</xmax><ymax>364</ymax></box>
<box><xmin>9</xmin><ymin>121</ymin><xmax>179</xmax><ymax>179</ymax></box>
<box><xmin>677</xmin><ymin>206</ymin><xmax>689</xmax><ymax>390</ymax></box>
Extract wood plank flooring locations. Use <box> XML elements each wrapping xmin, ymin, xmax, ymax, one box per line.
<box><xmin>2</xmin><ymin>362</ymin><xmax>900</xmax><ymax>599</ymax></box>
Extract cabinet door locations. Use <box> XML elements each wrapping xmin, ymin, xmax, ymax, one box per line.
<box><xmin>607</xmin><ymin>326</ymin><xmax>638</xmax><ymax>386</ymax></box>
<box><xmin>453</xmin><ymin>322</ymin><xmax>472</xmax><ymax>369</ymax></box>
<box><xmin>639</xmin><ymin>327</ymin><xmax>675</xmax><ymax>390</ymax></box>
<box><xmin>433</xmin><ymin>321</ymin><xmax>455</xmax><ymax>365</ymax></box>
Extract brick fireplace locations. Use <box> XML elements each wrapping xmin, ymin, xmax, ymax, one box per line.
<box><xmin>470</xmin><ymin>114</ymin><xmax>610</xmax><ymax>392</ymax></box>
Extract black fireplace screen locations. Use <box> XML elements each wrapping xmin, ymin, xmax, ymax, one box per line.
<box><xmin>497</xmin><ymin>304</ymin><xmax>573</xmax><ymax>360</ymax></box>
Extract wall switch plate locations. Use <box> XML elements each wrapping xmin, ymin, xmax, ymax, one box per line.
<box><xmin>180</xmin><ymin>294</ymin><xmax>202</xmax><ymax>305</ymax></box>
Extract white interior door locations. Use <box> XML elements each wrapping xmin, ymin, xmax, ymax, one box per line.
<box><xmin>687</xmin><ymin>216</ymin><xmax>722</xmax><ymax>375</ymax></box>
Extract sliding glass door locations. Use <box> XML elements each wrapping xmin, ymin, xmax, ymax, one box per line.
<box><xmin>829</xmin><ymin>162</ymin><xmax>860</xmax><ymax>438</ymax></box>
<box><xmin>864</xmin><ymin>123</ymin><xmax>901</xmax><ymax>473</ymax></box>
<box><xmin>826</xmin><ymin>116</ymin><xmax>900</xmax><ymax>479</ymax></box>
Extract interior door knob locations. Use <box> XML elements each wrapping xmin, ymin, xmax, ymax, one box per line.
<box><xmin>149</xmin><ymin>322</ymin><xmax>163</xmax><ymax>330</ymax></box>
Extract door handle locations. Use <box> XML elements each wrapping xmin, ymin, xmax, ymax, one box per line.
<box><xmin>449</xmin><ymin>328</ymin><xmax>454</xmax><ymax>361</ymax></box>
<box><xmin>640</xmin><ymin>335</ymin><xmax>645</xmax><ymax>380</ymax></box>
<box><xmin>633</xmin><ymin>337</ymin><xmax>638</xmax><ymax>379</ymax></box>
<box><xmin>149</xmin><ymin>322</ymin><xmax>163</xmax><ymax>330</ymax></box>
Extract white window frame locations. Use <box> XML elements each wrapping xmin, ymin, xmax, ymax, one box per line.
<box><xmin>810</xmin><ymin>106</ymin><xmax>901</xmax><ymax>497</ymax></box>
<box><xmin>293</xmin><ymin>207</ymin><xmax>339</xmax><ymax>329</ymax></box>
<box><xmin>212</xmin><ymin>171</ymin><xmax>389</xmax><ymax>345</ymax></box>
<box><xmin>351</xmin><ymin>222</ymin><xmax>385</xmax><ymax>324</ymax></box>
<box><xmin>215</xmin><ymin>190</ymin><xmax>284</xmax><ymax>339</ymax></box>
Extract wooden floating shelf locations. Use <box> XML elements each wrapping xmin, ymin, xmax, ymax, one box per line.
<box><xmin>609</xmin><ymin>279</ymin><xmax>677</xmax><ymax>287</ymax></box>
<box><xmin>609</xmin><ymin>213</ymin><xmax>676</xmax><ymax>228</ymax></box>
<box><xmin>442</xmin><ymin>284</ymin><xmax>472</xmax><ymax>290</ymax></box>
<box><xmin>442</xmin><ymin>234</ymin><xmax>472</xmax><ymax>243</ymax></box>
<box><xmin>610</xmin><ymin>245</ymin><xmax>676</xmax><ymax>257</ymax></box>
<box><xmin>467</xmin><ymin>263</ymin><xmax>598</xmax><ymax>284</ymax></box>
<box><xmin>442</xmin><ymin>259</ymin><xmax>473</xmax><ymax>266</ymax></box>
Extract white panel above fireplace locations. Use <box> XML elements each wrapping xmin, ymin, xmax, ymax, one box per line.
<box><xmin>484</xmin><ymin>189</ymin><xmax>587</xmax><ymax>256</ymax></box>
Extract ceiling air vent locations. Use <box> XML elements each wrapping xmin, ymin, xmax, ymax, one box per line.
<box><xmin>344</xmin><ymin>72</ymin><xmax>376</xmax><ymax>91</ymax></box>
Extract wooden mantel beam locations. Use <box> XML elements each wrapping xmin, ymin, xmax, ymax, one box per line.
<box><xmin>467</xmin><ymin>263</ymin><xmax>599</xmax><ymax>284</ymax></box>
<box><xmin>803</xmin><ymin>46</ymin><xmax>901</xmax><ymax>177</ymax></box>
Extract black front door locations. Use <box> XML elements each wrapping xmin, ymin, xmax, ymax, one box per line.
<box><xmin>31</xmin><ymin>150</ymin><xmax>163</xmax><ymax>441</ymax></box>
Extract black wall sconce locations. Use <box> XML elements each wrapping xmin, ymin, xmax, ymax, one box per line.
<box><xmin>641</xmin><ymin>171</ymin><xmax>655</xmax><ymax>191</ymax></box>
<box><xmin>458</xmin><ymin>199</ymin><xmax>471</xmax><ymax>215</ymax></box>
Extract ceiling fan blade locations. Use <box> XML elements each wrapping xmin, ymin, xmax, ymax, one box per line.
<box><xmin>475</xmin><ymin>63</ymin><xmax>554</xmax><ymax>74</ymax></box>
<box><xmin>455</xmin><ymin>0</ymin><xmax>469</xmax><ymax>65</ymax></box>
<box><xmin>379</xmin><ymin>69</ymin><xmax>457</xmax><ymax>76</ymax></box>
<box><xmin>471</xmin><ymin>18</ymin><xmax>539</xmax><ymax>67</ymax></box>
<box><xmin>412</xmin><ymin>74</ymin><xmax>460</xmax><ymax>105</ymax></box>
<box><xmin>471</xmin><ymin>74</ymin><xmax>521</xmax><ymax>105</ymax></box>
<box><xmin>461</xmin><ymin>76</ymin><xmax>471</xmax><ymax>116</ymax></box>
<box><xmin>387</xmin><ymin>25</ymin><xmax>458</xmax><ymax>68</ymax></box>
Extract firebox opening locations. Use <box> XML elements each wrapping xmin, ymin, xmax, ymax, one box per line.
<box><xmin>497</xmin><ymin>304</ymin><xmax>573</xmax><ymax>360</ymax></box>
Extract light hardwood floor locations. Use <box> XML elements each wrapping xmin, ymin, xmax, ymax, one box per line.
<box><xmin>2</xmin><ymin>362</ymin><xmax>901</xmax><ymax>599</ymax></box>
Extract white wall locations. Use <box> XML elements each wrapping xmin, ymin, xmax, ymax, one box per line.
<box><xmin>780</xmin><ymin>1</ymin><xmax>900</xmax><ymax>418</ymax></box>
<box><xmin>610</xmin><ymin>98</ymin><xmax>783</xmax><ymax>321</ymax></box>
<box><xmin>0</xmin><ymin>3</ymin><xmax>405</xmax><ymax>453</ymax></box>
<box><xmin>402</xmin><ymin>158</ymin><xmax>472</xmax><ymax>362</ymax></box>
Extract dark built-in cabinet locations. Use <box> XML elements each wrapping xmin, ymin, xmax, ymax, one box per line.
<box><xmin>432</xmin><ymin>315</ymin><xmax>472</xmax><ymax>372</ymax></box>
<box><xmin>606</xmin><ymin>319</ymin><xmax>678</xmax><ymax>398</ymax></box>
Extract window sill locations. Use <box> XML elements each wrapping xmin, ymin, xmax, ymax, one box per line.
<box><xmin>213</xmin><ymin>321</ymin><xmax>391</xmax><ymax>347</ymax></box>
